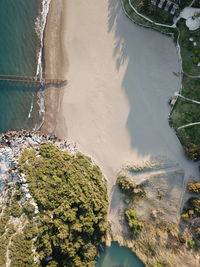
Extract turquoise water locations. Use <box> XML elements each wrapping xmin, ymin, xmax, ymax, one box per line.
<box><xmin>0</xmin><ymin>0</ymin><xmax>43</xmax><ymax>133</ymax></box>
<box><xmin>96</xmin><ymin>242</ymin><xmax>145</xmax><ymax>267</ymax></box>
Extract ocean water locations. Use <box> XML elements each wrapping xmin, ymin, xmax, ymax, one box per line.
<box><xmin>0</xmin><ymin>0</ymin><xmax>50</xmax><ymax>133</ymax></box>
<box><xmin>96</xmin><ymin>242</ymin><xmax>145</xmax><ymax>267</ymax></box>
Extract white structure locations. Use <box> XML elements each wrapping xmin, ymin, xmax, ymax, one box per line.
<box><xmin>164</xmin><ymin>1</ymin><xmax>172</xmax><ymax>12</ymax></box>
<box><xmin>180</xmin><ymin>7</ymin><xmax>200</xmax><ymax>31</ymax></box>
<box><xmin>186</xmin><ymin>17</ymin><xmax>200</xmax><ymax>31</ymax></box>
<box><xmin>170</xmin><ymin>4</ymin><xmax>178</xmax><ymax>15</ymax></box>
<box><xmin>158</xmin><ymin>0</ymin><xmax>165</xmax><ymax>8</ymax></box>
<box><xmin>151</xmin><ymin>0</ymin><xmax>157</xmax><ymax>5</ymax></box>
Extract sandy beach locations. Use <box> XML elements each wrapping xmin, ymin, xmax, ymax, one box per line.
<box><xmin>41</xmin><ymin>0</ymin><xmax>67</xmax><ymax>136</ymax></box>
<box><xmin>43</xmin><ymin>0</ymin><xmax>199</xmax><ymax>235</ymax></box>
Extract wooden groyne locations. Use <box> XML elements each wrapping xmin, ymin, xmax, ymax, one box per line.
<box><xmin>0</xmin><ymin>75</ymin><xmax>67</xmax><ymax>88</ymax></box>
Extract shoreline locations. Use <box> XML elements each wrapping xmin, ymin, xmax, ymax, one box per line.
<box><xmin>40</xmin><ymin>0</ymin><xmax>68</xmax><ymax>137</ymax></box>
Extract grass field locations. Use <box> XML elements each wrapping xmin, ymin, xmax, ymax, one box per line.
<box><xmin>177</xmin><ymin>20</ymin><xmax>200</xmax><ymax>76</ymax></box>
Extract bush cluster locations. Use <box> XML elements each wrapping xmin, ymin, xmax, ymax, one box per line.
<box><xmin>125</xmin><ymin>208</ymin><xmax>143</xmax><ymax>234</ymax></box>
<box><xmin>117</xmin><ymin>173</ymin><xmax>136</xmax><ymax>193</ymax></box>
<box><xmin>184</xmin><ymin>143</ymin><xmax>200</xmax><ymax>161</ymax></box>
<box><xmin>117</xmin><ymin>173</ymin><xmax>145</xmax><ymax>197</ymax></box>
<box><xmin>187</xmin><ymin>183</ymin><xmax>200</xmax><ymax>193</ymax></box>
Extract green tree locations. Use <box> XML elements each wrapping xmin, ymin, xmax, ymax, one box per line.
<box><xmin>18</xmin><ymin>144</ymin><xmax>108</xmax><ymax>267</ymax></box>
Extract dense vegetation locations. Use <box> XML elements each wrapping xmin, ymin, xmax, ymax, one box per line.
<box><xmin>0</xmin><ymin>185</ymin><xmax>36</xmax><ymax>267</ymax></box>
<box><xmin>18</xmin><ymin>143</ymin><xmax>108</xmax><ymax>267</ymax></box>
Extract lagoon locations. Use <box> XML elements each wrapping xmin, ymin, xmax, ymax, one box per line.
<box><xmin>96</xmin><ymin>242</ymin><xmax>144</xmax><ymax>267</ymax></box>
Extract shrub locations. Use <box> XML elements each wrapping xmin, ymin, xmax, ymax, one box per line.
<box><xmin>10</xmin><ymin>200</ymin><xmax>22</xmax><ymax>218</ymax></box>
<box><xmin>0</xmin><ymin>234</ymin><xmax>10</xmax><ymax>266</ymax></box>
<box><xmin>13</xmin><ymin>190</ymin><xmax>22</xmax><ymax>201</ymax></box>
<box><xmin>191</xmin><ymin>198</ymin><xmax>200</xmax><ymax>214</ymax></box>
<box><xmin>117</xmin><ymin>173</ymin><xmax>136</xmax><ymax>193</ymax></box>
<box><xmin>187</xmin><ymin>239</ymin><xmax>196</xmax><ymax>249</ymax></box>
<box><xmin>187</xmin><ymin>183</ymin><xmax>200</xmax><ymax>193</ymax></box>
<box><xmin>125</xmin><ymin>208</ymin><xmax>143</xmax><ymax>234</ymax></box>
<box><xmin>23</xmin><ymin>202</ymin><xmax>35</xmax><ymax>218</ymax></box>
<box><xmin>181</xmin><ymin>213</ymin><xmax>190</xmax><ymax>222</ymax></box>
<box><xmin>153</xmin><ymin>264</ymin><xmax>163</xmax><ymax>267</ymax></box>
<box><xmin>193</xmin><ymin>47</ymin><xmax>200</xmax><ymax>56</ymax></box>
<box><xmin>46</xmin><ymin>261</ymin><xmax>58</xmax><ymax>267</ymax></box>
<box><xmin>0</xmin><ymin>207</ymin><xmax>10</xmax><ymax>235</ymax></box>
<box><xmin>192</xmin><ymin>56</ymin><xmax>199</xmax><ymax>64</ymax></box>
<box><xmin>184</xmin><ymin>143</ymin><xmax>200</xmax><ymax>161</ymax></box>
<box><xmin>194</xmin><ymin>227</ymin><xmax>200</xmax><ymax>239</ymax></box>
<box><xmin>9</xmin><ymin>233</ymin><xmax>34</xmax><ymax>267</ymax></box>
<box><xmin>23</xmin><ymin>222</ymin><xmax>38</xmax><ymax>240</ymax></box>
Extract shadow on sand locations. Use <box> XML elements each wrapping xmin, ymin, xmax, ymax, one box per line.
<box><xmin>107</xmin><ymin>0</ymin><xmax>198</xmax><ymax>170</ymax></box>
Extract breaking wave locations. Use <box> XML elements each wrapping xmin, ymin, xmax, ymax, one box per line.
<box><xmin>35</xmin><ymin>0</ymin><xmax>51</xmax><ymax>81</ymax></box>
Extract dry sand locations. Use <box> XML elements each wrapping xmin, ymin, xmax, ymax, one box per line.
<box><xmin>43</xmin><ymin>0</ymin><xmax>199</xmax><ymax>234</ymax></box>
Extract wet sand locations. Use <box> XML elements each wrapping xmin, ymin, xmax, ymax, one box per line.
<box><xmin>43</xmin><ymin>0</ymin><xmax>199</xmax><ymax>234</ymax></box>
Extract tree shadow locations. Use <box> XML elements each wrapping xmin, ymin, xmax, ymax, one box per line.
<box><xmin>107</xmin><ymin>0</ymin><xmax>187</xmax><ymax>161</ymax></box>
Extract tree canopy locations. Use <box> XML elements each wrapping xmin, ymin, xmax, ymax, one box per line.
<box><xmin>18</xmin><ymin>143</ymin><xmax>108</xmax><ymax>267</ymax></box>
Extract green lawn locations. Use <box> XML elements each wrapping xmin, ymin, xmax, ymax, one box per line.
<box><xmin>170</xmin><ymin>98</ymin><xmax>200</xmax><ymax>129</ymax></box>
<box><xmin>177</xmin><ymin>20</ymin><xmax>200</xmax><ymax>76</ymax></box>
<box><xmin>177</xmin><ymin>124</ymin><xmax>200</xmax><ymax>146</ymax></box>
<box><xmin>181</xmin><ymin>75</ymin><xmax>200</xmax><ymax>102</ymax></box>
<box><xmin>122</xmin><ymin>0</ymin><xmax>175</xmax><ymax>35</ymax></box>
<box><xmin>130</xmin><ymin>0</ymin><xmax>175</xmax><ymax>25</ymax></box>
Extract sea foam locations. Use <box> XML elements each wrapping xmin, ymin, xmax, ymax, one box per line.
<box><xmin>35</xmin><ymin>0</ymin><xmax>51</xmax><ymax>81</ymax></box>
<box><xmin>34</xmin><ymin>0</ymin><xmax>51</xmax><ymax>129</ymax></box>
